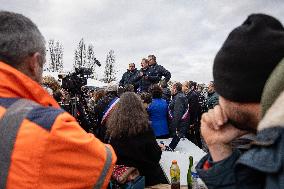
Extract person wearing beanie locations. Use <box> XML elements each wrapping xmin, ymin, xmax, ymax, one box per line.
<box><xmin>196</xmin><ymin>13</ymin><xmax>284</xmax><ymax>189</ymax></box>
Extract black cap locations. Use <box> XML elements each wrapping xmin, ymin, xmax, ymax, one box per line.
<box><xmin>213</xmin><ymin>13</ymin><xmax>284</xmax><ymax>102</ymax></box>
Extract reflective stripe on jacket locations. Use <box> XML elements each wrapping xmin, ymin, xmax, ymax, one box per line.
<box><xmin>0</xmin><ymin>61</ymin><xmax>117</xmax><ymax>189</ymax></box>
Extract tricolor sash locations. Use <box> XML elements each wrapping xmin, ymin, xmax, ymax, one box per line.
<box><xmin>168</xmin><ymin>105</ymin><xmax>190</xmax><ymax>121</ymax></box>
<box><xmin>101</xmin><ymin>97</ymin><xmax>120</xmax><ymax>124</ymax></box>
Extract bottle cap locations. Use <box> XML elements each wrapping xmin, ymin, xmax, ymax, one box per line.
<box><xmin>172</xmin><ymin>160</ymin><xmax>177</xmax><ymax>164</ymax></box>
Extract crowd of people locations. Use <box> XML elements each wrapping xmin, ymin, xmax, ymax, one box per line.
<box><xmin>45</xmin><ymin>67</ymin><xmax>219</xmax><ymax>150</ymax></box>
<box><xmin>0</xmin><ymin>10</ymin><xmax>284</xmax><ymax>189</ymax></box>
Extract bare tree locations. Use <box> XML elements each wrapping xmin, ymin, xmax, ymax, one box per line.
<box><xmin>86</xmin><ymin>44</ymin><xmax>98</xmax><ymax>79</ymax></box>
<box><xmin>74</xmin><ymin>39</ymin><xmax>101</xmax><ymax>79</ymax></box>
<box><xmin>74</xmin><ymin>38</ymin><xmax>87</xmax><ymax>69</ymax></box>
<box><xmin>102</xmin><ymin>50</ymin><xmax>116</xmax><ymax>83</ymax></box>
<box><xmin>47</xmin><ymin>39</ymin><xmax>63</xmax><ymax>72</ymax></box>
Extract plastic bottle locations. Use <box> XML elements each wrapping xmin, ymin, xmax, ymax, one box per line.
<box><xmin>191</xmin><ymin>161</ymin><xmax>199</xmax><ymax>189</ymax></box>
<box><xmin>187</xmin><ymin>156</ymin><xmax>193</xmax><ymax>189</ymax></box>
<box><xmin>170</xmin><ymin>160</ymin><xmax>180</xmax><ymax>189</ymax></box>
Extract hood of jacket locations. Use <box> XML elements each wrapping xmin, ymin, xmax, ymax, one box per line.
<box><xmin>0</xmin><ymin>61</ymin><xmax>59</xmax><ymax>108</ymax></box>
<box><xmin>258</xmin><ymin>90</ymin><xmax>284</xmax><ymax>131</ymax></box>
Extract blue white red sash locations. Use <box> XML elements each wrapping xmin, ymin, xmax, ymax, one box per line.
<box><xmin>168</xmin><ymin>105</ymin><xmax>190</xmax><ymax>121</ymax></box>
<box><xmin>101</xmin><ymin>97</ymin><xmax>120</xmax><ymax>124</ymax></box>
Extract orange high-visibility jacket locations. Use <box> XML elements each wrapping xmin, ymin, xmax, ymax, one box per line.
<box><xmin>0</xmin><ymin>62</ymin><xmax>117</xmax><ymax>189</ymax></box>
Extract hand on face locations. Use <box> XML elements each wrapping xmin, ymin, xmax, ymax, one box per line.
<box><xmin>201</xmin><ymin>105</ymin><xmax>248</xmax><ymax>161</ymax></box>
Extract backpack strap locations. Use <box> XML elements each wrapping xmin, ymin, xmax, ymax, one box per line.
<box><xmin>0</xmin><ymin>99</ymin><xmax>38</xmax><ymax>188</ymax></box>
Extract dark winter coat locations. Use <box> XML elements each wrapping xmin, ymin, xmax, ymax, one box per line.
<box><xmin>162</xmin><ymin>87</ymin><xmax>171</xmax><ymax>103</ymax></box>
<box><xmin>196</xmin><ymin>91</ymin><xmax>207</xmax><ymax>114</ymax></box>
<box><xmin>147</xmin><ymin>98</ymin><xmax>169</xmax><ymax>137</ymax></box>
<box><xmin>108</xmin><ymin>129</ymin><xmax>168</xmax><ymax>186</ymax></box>
<box><xmin>119</xmin><ymin>69</ymin><xmax>139</xmax><ymax>88</ymax></box>
<box><xmin>148</xmin><ymin>63</ymin><xmax>171</xmax><ymax>83</ymax></box>
<box><xmin>169</xmin><ymin>92</ymin><xmax>189</xmax><ymax>137</ymax></box>
<box><xmin>185</xmin><ymin>90</ymin><xmax>200</xmax><ymax>125</ymax></box>
<box><xmin>206</xmin><ymin>91</ymin><xmax>219</xmax><ymax>110</ymax></box>
<box><xmin>196</xmin><ymin>92</ymin><xmax>284</xmax><ymax>189</ymax></box>
<box><xmin>134</xmin><ymin>67</ymin><xmax>160</xmax><ymax>92</ymax></box>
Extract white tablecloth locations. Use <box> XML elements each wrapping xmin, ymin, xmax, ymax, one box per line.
<box><xmin>157</xmin><ymin>138</ymin><xmax>206</xmax><ymax>186</ymax></box>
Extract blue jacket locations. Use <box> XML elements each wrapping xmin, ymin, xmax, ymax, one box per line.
<box><xmin>147</xmin><ymin>98</ymin><xmax>169</xmax><ymax>136</ymax></box>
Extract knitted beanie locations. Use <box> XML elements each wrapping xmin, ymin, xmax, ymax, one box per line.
<box><xmin>213</xmin><ymin>13</ymin><xmax>284</xmax><ymax>102</ymax></box>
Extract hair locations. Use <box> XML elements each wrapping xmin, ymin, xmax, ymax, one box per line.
<box><xmin>124</xmin><ymin>84</ymin><xmax>135</xmax><ymax>92</ymax></box>
<box><xmin>149</xmin><ymin>84</ymin><xmax>163</xmax><ymax>99</ymax></box>
<box><xmin>174</xmin><ymin>82</ymin><xmax>183</xmax><ymax>92</ymax></box>
<box><xmin>94</xmin><ymin>89</ymin><xmax>105</xmax><ymax>103</ymax></box>
<box><xmin>183</xmin><ymin>81</ymin><xmax>189</xmax><ymax>88</ymax></box>
<box><xmin>189</xmin><ymin>81</ymin><xmax>197</xmax><ymax>90</ymax></box>
<box><xmin>0</xmin><ymin>11</ymin><xmax>46</xmax><ymax>68</ymax></box>
<box><xmin>42</xmin><ymin>76</ymin><xmax>60</xmax><ymax>92</ymax></box>
<box><xmin>106</xmin><ymin>92</ymin><xmax>149</xmax><ymax>139</ymax></box>
<box><xmin>148</xmin><ymin>55</ymin><xmax>156</xmax><ymax>62</ymax></box>
<box><xmin>140</xmin><ymin>92</ymin><xmax>152</xmax><ymax>104</ymax></box>
<box><xmin>141</xmin><ymin>58</ymin><xmax>149</xmax><ymax>64</ymax></box>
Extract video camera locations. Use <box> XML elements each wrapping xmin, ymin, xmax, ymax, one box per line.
<box><xmin>60</xmin><ymin>67</ymin><xmax>96</xmax><ymax>133</ymax></box>
<box><xmin>61</xmin><ymin>67</ymin><xmax>92</xmax><ymax>96</ymax></box>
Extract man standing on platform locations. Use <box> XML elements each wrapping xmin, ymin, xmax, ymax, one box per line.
<box><xmin>135</xmin><ymin>58</ymin><xmax>160</xmax><ymax>92</ymax></box>
<box><xmin>119</xmin><ymin>63</ymin><xmax>138</xmax><ymax>91</ymax></box>
<box><xmin>148</xmin><ymin>54</ymin><xmax>171</xmax><ymax>84</ymax></box>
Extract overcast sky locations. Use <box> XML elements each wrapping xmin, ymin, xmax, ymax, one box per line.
<box><xmin>1</xmin><ymin>0</ymin><xmax>284</xmax><ymax>83</ymax></box>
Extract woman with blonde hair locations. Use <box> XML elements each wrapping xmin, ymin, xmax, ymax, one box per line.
<box><xmin>106</xmin><ymin>92</ymin><xmax>168</xmax><ymax>186</ymax></box>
